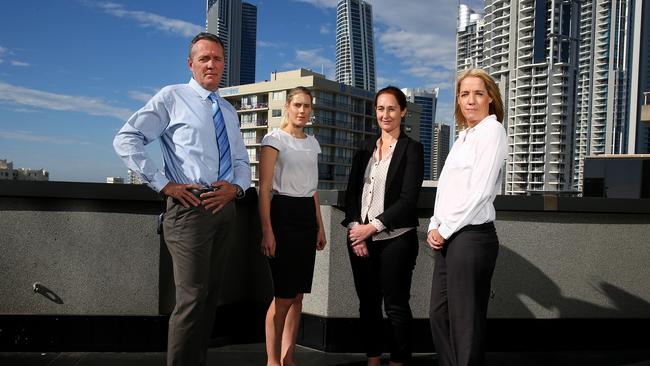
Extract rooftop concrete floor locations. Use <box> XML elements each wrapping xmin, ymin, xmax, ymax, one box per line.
<box><xmin>2</xmin><ymin>343</ymin><xmax>650</xmax><ymax>366</ymax></box>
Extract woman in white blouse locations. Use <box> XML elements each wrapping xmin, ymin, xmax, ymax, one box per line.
<box><xmin>259</xmin><ymin>86</ymin><xmax>327</xmax><ymax>366</ymax></box>
<box><xmin>342</xmin><ymin>86</ymin><xmax>424</xmax><ymax>366</ymax></box>
<box><xmin>427</xmin><ymin>69</ymin><xmax>507</xmax><ymax>366</ymax></box>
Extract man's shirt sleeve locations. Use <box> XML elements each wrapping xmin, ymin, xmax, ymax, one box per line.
<box><xmin>113</xmin><ymin>90</ymin><xmax>170</xmax><ymax>192</ymax></box>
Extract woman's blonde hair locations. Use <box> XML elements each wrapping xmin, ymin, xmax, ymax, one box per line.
<box><xmin>454</xmin><ymin>68</ymin><xmax>504</xmax><ymax>130</ymax></box>
<box><xmin>281</xmin><ymin>86</ymin><xmax>313</xmax><ymax>128</ymax></box>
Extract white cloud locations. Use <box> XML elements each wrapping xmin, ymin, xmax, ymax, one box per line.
<box><xmin>258</xmin><ymin>40</ymin><xmax>280</xmax><ymax>48</ymax></box>
<box><xmin>435</xmin><ymin>101</ymin><xmax>456</xmax><ymax>125</ymax></box>
<box><xmin>375</xmin><ymin>75</ymin><xmax>400</xmax><ymax>89</ymax></box>
<box><xmin>295</xmin><ymin>48</ymin><xmax>335</xmax><ymax>79</ymax></box>
<box><xmin>127</xmin><ymin>89</ymin><xmax>157</xmax><ymax>103</ymax></box>
<box><xmin>320</xmin><ymin>23</ymin><xmax>332</xmax><ymax>34</ymax></box>
<box><xmin>0</xmin><ymin>130</ymin><xmax>89</xmax><ymax>145</ymax></box>
<box><xmin>292</xmin><ymin>0</ymin><xmax>338</xmax><ymax>9</ymax></box>
<box><xmin>0</xmin><ymin>47</ymin><xmax>32</xmax><ymax>67</ymax></box>
<box><xmin>10</xmin><ymin>60</ymin><xmax>30</xmax><ymax>67</ymax></box>
<box><xmin>0</xmin><ymin>81</ymin><xmax>133</xmax><ymax>120</ymax></box>
<box><xmin>94</xmin><ymin>2</ymin><xmax>202</xmax><ymax>37</ymax></box>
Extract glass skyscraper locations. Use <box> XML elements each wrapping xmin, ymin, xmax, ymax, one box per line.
<box><xmin>403</xmin><ymin>88</ymin><xmax>439</xmax><ymax>180</ymax></box>
<box><xmin>206</xmin><ymin>0</ymin><xmax>257</xmax><ymax>87</ymax></box>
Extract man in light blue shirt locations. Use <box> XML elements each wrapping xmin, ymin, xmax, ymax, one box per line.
<box><xmin>113</xmin><ymin>32</ymin><xmax>250</xmax><ymax>366</ymax></box>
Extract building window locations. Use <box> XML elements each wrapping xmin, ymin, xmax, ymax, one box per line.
<box><xmin>272</xmin><ymin>109</ymin><xmax>282</xmax><ymax>117</ymax></box>
<box><xmin>272</xmin><ymin>91</ymin><xmax>284</xmax><ymax>101</ymax></box>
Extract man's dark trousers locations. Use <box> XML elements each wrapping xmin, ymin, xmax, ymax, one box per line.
<box><xmin>163</xmin><ymin>197</ymin><xmax>236</xmax><ymax>366</ymax></box>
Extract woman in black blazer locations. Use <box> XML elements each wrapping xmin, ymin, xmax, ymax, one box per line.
<box><xmin>342</xmin><ymin>86</ymin><xmax>424</xmax><ymax>366</ymax></box>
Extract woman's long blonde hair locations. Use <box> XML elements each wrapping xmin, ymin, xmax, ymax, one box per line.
<box><xmin>281</xmin><ymin>86</ymin><xmax>313</xmax><ymax>128</ymax></box>
<box><xmin>454</xmin><ymin>68</ymin><xmax>504</xmax><ymax>130</ymax></box>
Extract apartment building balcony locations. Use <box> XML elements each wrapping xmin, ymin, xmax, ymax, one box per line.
<box><xmin>513</xmin><ymin>125</ymin><xmax>531</xmax><ymax>134</ymax></box>
<box><xmin>242</xmin><ymin>137</ymin><xmax>264</xmax><ymax>145</ymax></box>
<box><xmin>241</xmin><ymin>120</ymin><xmax>268</xmax><ymax>129</ymax></box>
<box><xmin>507</xmin><ymin>173</ymin><xmax>528</xmax><ymax>183</ymax></box>
<box><xmin>642</xmin><ymin>92</ymin><xmax>650</xmax><ymax>123</ymax></box>
<box><xmin>513</xmin><ymin>137</ymin><xmax>530</xmax><ymax>145</ymax></box>
<box><xmin>317</xmin><ymin>136</ymin><xmax>355</xmax><ymax>148</ymax></box>
<box><xmin>492</xmin><ymin>21</ymin><xmax>510</xmax><ymax>33</ymax></box>
<box><xmin>530</xmin><ymin>110</ymin><xmax>547</xmax><ymax>117</ymax></box>
<box><xmin>531</xmin><ymin>89</ymin><xmax>546</xmax><ymax>97</ymax></box>
<box><xmin>517</xmin><ymin>51</ymin><xmax>533</xmax><ymax>61</ymax></box>
<box><xmin>519</xmin><ymin>2</ymin><xmax>534</xmax><ymax>13</ymax></box>
<box><xmin>518</xmin><ymin>42</ymin><xmax>533</xmax><ymax>51</ymax></box>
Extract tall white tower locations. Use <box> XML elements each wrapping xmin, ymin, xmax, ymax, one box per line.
<box><xmin>457</xmin><ymin>4</ymin><xmax>484</xmax><ymax>71</ymax></box>
<box><xmin>481</xmin><ymin>0</ymin><xmax>580</xmax><ymax>194</ymax></box>
<box><xmin>335</xmin><ymin>0</ymin><xmax>376</xmax><ymax>91</ymax></box>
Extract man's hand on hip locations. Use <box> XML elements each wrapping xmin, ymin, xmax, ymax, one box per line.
<box><xmin>161</xmin><ymin>182</ymin><xmax>202</xmax><ymax>208</ymax></box>
<box><xmin>201</xmin><ymin>181</ymin><xmax>237</xmax><ymax>214</ymax></box>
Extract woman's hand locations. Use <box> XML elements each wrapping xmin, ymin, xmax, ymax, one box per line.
<box><xmin>351</xmin><ymin>240</ymin><xmax>369</xmax><ymax>257</ymax></box>
<box><xmin>348</xmin><ymin>223</ymin><xmax>377</xmax><ymax>247</ymax></box>
<box><xmin>427</xmin><ymin>229</ymin><xmax>446</xmax><ymax>250</ymax></box>
<box><xmin>316</xmin><ymin>227</ymin><xmax>327</xmax><ymax>250</ymax></box>
<box><xmin>261</xmin><ymin>232</ymin><xmax>276</xmax><ymax>258</ymax></box>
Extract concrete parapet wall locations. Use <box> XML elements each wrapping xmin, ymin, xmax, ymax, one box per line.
<box><xmin>1</xmin><ymin>181</ymin><xmax>649</xmax><ymax>321</ymax></box>
<box><xmin>0</xmin><ymin>211</ymin><xmax>160</xmax><ymax>315</ymax></box>
<box><xmin>302</xmin><ymin>208</ymin><xmax>650</xmax><ymax>319</ymax></box>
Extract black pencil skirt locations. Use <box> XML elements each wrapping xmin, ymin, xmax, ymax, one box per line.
<box><xmin>268</xmin><ymin>194</ymin><xmax>318</xmax><ymax>299</ymax></box>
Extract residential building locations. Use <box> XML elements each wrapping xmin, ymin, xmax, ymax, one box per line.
<box><xmin>457</xmin><ymin>4</ymin><xmax>484</xmax><ymax>71</ymax></box>
<box><xmin>206</xmin><ymin>0</ymin><xmax>257</xmax><ymax>87</ymax></box>
<box><xmin>220</xmin><ymin>69</ymin><xmax>421</xmax><ymax>190</ymax></box>
<box><xmin>469</xmin><ymin>0</ymin><xmax>649</xmax><ymax>194</ymax></box>
<box><xmin>1</xmin><ymin>159</ymin><xmax>49</xmax><ymax>181</ymax></box>
<box><xmin>573</xmin><ymin>0</ymin><xmax>650</xmax><ymax>191</ymax></box>
<box><xmin>335</xmin><ymin>0</ymin><xmax>376</xmax><ymax>91</ymax></box>
<box><xmin>0</xmin><ymin>159</ymin><xmax>13</xmax><ymax>180</ymax></box>
<box><xmin>432</xmin><ymin>122</ymin><xmax>451</xmax><ymax>181</ymax></box>
<box><xmin>479</xmin><ymin>0</ymin><xmax>581</xmax><ymax>194</ymax></box>
<box><xmin>627</xmin><ymin>1</ymin><xmax>650</xmax><ymax>155</ymax></box>
<box><xmin>402</xmin><ymin>88</ymin><xmax>439</xmax><ymax>180</ymax></box>
<box><xmin>127</xmin><ymin>169</ymin><xmax>142</xmax><ymax>185</ymax></box>
<box><xmin>14</xmin><ymin>169</ymin><xmax>49</xmax><ymax>181</ymax></box>
<box><xmin>106</xmin><ymin>177</ymin><xmax>125</xmax><ymax>184</ymax></box>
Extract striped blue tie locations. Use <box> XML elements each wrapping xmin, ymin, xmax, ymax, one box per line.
<box><xmin>209</xmin><ymin>93</ymin><xmax>232</xmax><ymax>181</ymax></box>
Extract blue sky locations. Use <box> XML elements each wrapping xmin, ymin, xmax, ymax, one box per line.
<box><xmin>0</xmin><ymin>0</ymin><xmax>484</xmax><ymax>182</ymax></box>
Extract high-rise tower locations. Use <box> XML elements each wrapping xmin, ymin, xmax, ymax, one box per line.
<box><xmin>628</xmin><ymin>1</ymin><xmax>650</xmax><ymax>154</ymax></box>
<box><xmin>402</xmin><ymin>88</ymin><xmax>439</xmax><ymax>180</ymax></box>
<box><xmin>335</xmin><ymin>0</ymin><xmax>376</xmax><ymax>91</ymax></box>
<box><xmin>432</xmin><ymin>123</ymin><xmax>451</xmax><ymax>181</ymax></box>
<box><xmin>240</xmin><ymin>2</ymin><xmax>257</xmax><ymax>85</ymax></box>
<box><xmin>456</xmin><ymin>4</ymin><xmax>484</xmax><ymax>71</ymax></box>
<box><xmin>573</xmin><ymin>0</ymin><xmax>636</xmax><ymax>190</ymax></box>
<box><xmin>461</xmin><ymin>0</ymin><xmax>649</xmax><ymax>194</ymax></box>
<box><xmin>480</xmin><ymin>0</ymin><xmax>581</xmax><ymax>194</ymax></box>
<box><xmin>206</xmin><ymin>0</ymin><xmax>257</xmax><ymax>87</ymax></box>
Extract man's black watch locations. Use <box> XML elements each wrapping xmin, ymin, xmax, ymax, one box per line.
<box><xmin>235</xmin><ymin>185</ymin><xmax>245</xmax><ymax>199</ymax></box>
